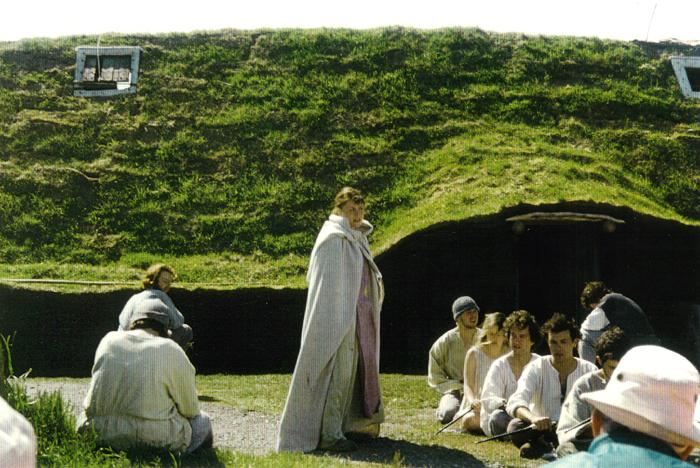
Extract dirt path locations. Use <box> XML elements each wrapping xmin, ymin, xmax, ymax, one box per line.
<box><xmin>25</xmin><ymin>379</ymin><xmax>506</xmax><ymax>466</ymax></box>
<box><xmin>25</xmin><ymin>379</ymin><xmax>277</xmax><ymax>455</ymax></box>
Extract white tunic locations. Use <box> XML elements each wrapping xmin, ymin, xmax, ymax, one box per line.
<box><xmin>479</xmin><ymin>352</ymin><xmax>540</xmax><ymax>436</ymax></box>
<box><xmin>506</xmin><ymin>356</ymin><xmax>597</xmax><ymax>421</ymax></box>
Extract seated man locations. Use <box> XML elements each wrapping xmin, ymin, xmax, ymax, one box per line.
<box><xmin>556</xmin><ymin>326</ymin><xmax>631</xmax><ymax>456</ymax></box>
<box><xmin>0</xmin><ymin>395</ymin><xmax>36</xmax><ymax>468</ymax></box>
<box><xmin>118</xmin><ymin>263</ymin><xmax>193</xmax><ymax>347</ymax></box>
<box><xmin>80</xmin><ymin>301</ymin><xmax>212</xmax><ymax>453</ymax></box>
<box><xmin>506</xmin><ymin>313</ymin><xmax>597</xmax><ymax>459</ymax></box>
<box><xmin>548</xmin><ymin>345</ymin><xmax>700</xmax><ymax>466</ymax></box>
<box><xmin>428</xmin><ymin>296</ymin><xmax>481</xmax><ymax>424</ymax></box>
<box><xmin>479</xmin><ymin>309</ymin><xmax>540</xmax><ymax>437</ymax></box>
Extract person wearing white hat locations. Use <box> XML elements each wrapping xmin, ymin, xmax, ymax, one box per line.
<box><xmin>548</xmin><ymin>345</ymin><xmax>700</xmax><ymax>466</ymax></box>
<box><xmin>428</xmin><ymin>296</ymin><xmax>481</xmax><ymax>424</ymax></box>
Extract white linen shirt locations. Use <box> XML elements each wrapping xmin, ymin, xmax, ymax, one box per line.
<box><xmin>506</xmin><ymin>356</ymin><xmax>597</xmax><ymax>421</ymax></box>
<box><xmin>479</xmin><ymin>352</ymin><xmax>540</xmax><ymax>436</ymax></box>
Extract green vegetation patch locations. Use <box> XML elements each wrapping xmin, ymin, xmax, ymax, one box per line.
<box><xmin>1</xmin><ymin>29</ymin><xmax>699</xmax><ymax>289</ymax></box>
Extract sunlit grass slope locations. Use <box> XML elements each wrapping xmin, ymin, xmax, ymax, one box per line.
<box><xmin>1</xmin><ymin>29</ymin><xmax>699</xmax><ymax>288</ymax></box>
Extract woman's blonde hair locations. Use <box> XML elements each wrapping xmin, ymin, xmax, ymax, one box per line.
<box><xmin>331</xmin><ymin>187</ymin><xmax>364</xmax><ymax>215</ymax></box>
<box><xmin>478</xmin><ymin>312</ymin><xmax>506</xmax><ymax>345</ymax></box>
<box><xmin>142</xmin><ymin>263</ymin><xmax>176</xmax><ymax>289</ymax></box>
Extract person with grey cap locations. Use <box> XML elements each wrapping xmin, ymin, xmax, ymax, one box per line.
<box><xmin>118</xmin><ymin>263</ymin><xmax>193</xmax><ymax>348</ymax></box>
<box><xmin>428</xmin><ymin>296</ymin><xmax>481</xmax><ymax>424</ymax></box>
<box><xmin>79</xmin><ymin>301</ymin><xmax>212</xmax><ymax>453</ymax></box>
<box><xmin>548</xmin><ymin>345</ymin><xmax>700</xmax><ymax>466</ymax></box>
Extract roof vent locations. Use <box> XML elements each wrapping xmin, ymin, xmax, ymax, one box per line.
<box><xmin>74</xmin><ymin>46</ymin><xmax>143</xmax><ymax>97</ymax></box>
<box><xmin>670</xmin><ymin>56</ymin><xmax>700</xmax><ymax>99</ymax></box>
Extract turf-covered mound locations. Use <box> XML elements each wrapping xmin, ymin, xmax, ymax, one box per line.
<box><xmin>0</xmin><ymin>28</ymin><xmax>699</xmax><ymax>287</ymax></box>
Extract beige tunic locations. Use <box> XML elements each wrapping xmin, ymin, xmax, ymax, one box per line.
<box><xmin>80</xmin><ymin>330</ymin><xmax>200</xmax><ymax>452</ymax></box>
<box><xmin>428</xmin><ymin>327</ymin><xmax>480</xmax><ymax>394</ymax></box>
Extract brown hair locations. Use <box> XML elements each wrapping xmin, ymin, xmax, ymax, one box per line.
<box><xmin>580</xmin><ymin>281</ymin><xmax>612</xmax><ymax>311</ymax></box>
<box><xmin>331</xmin><ymin>187</ymin><xmax>365</xmax><ymax>215</ymax></box>
<box><xmin>542</xmin><ymin>312</ymin><xmax>581</xmax><ymax>340</ymax></box>
<box><xmin>504</xmin><ymin>309</ymin><xmax>541</xmax><ymax>344</ymax></box>
<box><xmin>478</xmin><ymin>312</ymin><xmax>506</xmax><ymax>345</ymax></box>
<box><xmin>595</xmin><ymin>326</ymin><xmax>631</xmax><ymax>363</ymax></box>
<box><xmin>142</xmin><ymin>263</ymin><xmax>176</xmax><ymax>290</ymax></box>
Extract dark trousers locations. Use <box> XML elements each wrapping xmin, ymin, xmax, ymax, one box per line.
<box><xmin>507</xmin><ymin>418</ymin><xmax>557</xmax><ymax>448</ymax></box>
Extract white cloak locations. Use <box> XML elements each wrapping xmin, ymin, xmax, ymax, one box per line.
<box><xmin>276</xmin><ymin>214</ymin><xmax>384</xmax><ymax>452</ymax></box>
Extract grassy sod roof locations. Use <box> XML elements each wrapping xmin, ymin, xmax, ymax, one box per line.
<box><xmin>0</xmin><ymin>28</ymin><xmax>699</xmax><ymax>290</ymax></box>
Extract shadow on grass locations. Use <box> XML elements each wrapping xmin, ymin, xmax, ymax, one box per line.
<box><xmin>120</xmin><ymin>447</ymin><xmax>225</xmax><ymax>467</ymax></box>
<box><xmin>198</xmin><ymin>394</ymin><xmax>221</xmax><ymax>402</ymax></box>
<box><xmin>311</xmin><ymin>437</ymin><xmax>487</xmax><ymax>467</ymax></box>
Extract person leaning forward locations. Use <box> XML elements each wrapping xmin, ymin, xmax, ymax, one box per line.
<box><xmin>428</xmin><ymin>296</ymin><xmax>481</xmax><ymax>424</ymax></box>
<box><xmin>276</xmin><ymin>187</ymin><xmax>384</xmax><ymax>453</ymax></box>
<box><xmin>79</xmin><ymin>302</ymin><xmax>213</xmax><ymax>453</ymax></box>
<box><xmin>548</xmin><ymin>345</ymin><xmax>700</xmax><ymax>467</ymax></box>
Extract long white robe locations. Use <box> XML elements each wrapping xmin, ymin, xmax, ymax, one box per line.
<box><xmin>276</xmin><ymin>214</ymin><xmax>384</xmax><ymax>452</ymax></box>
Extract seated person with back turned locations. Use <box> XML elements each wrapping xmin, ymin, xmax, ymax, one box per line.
<box><xmin>428</xmin><ymin>296</ymin><xmax>481</xmax><ymax>424</ymax></box>
<box><xmin>479</xmin><ymin>309</ymin><xmax>541</xmax><ymax>437</ymax></box>
<box><xmin>506</xmin><ymin>313</ymin><xmax>597</xmax><ymax>459</ymax></box>
<box><xmin>79</xmin><ymin>301</ymin><xmax>213</xmax><ymax>453</ymax></box>
<box><xmin>556</xmin><ymin>326</ymin><xmax>632</xmax><ymax>457</ymax></box>
<box><xmin>118</xmin><ymin>263</ymin><xmax>193</xmax><ymax>348</ymax></box>
<box><xmin>548</xmin><ymin>345</ymin><xmax>700</xmax><ymax>467</ymax></box>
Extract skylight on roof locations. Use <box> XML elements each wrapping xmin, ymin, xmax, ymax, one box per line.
<box><xmin>671</xmin><ymin>56</ymin><xmax>700</xmax><ymax>99</ymax></box>
<box><xmin>74</xmin><ymin>46</ymin><xmax>143</xmax><ymax>97</ymax></box>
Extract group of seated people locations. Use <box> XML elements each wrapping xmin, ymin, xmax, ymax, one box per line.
<box><xmin>428</xmin><ymin>282</ymin><xmax>697</xmax><ymax>464</ymax></box>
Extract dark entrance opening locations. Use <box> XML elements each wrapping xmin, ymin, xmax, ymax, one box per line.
<box><xmin>378</xmin><ymin>203</ymin><xmax>700</xmax><ymax>373</ymax></box>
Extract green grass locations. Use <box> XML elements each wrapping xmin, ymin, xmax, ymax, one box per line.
<box><xmin>22</xmin><ymin>374</ymin><xmax>541</xmax><ymax>467</ymax></box>
<box><xmin>1</xmin><ymin>29</ymin><xmax>699</xmax><ymax>290</ymax></box>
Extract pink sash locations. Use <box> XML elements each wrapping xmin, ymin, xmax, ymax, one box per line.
<box><xmin>356</xmin><ymin>260</ymin><xmax>380</xmax><ymax>417</ymax></box>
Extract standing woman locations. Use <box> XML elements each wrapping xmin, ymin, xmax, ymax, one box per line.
<box><xmin>277</xmin><ymin>187</ymin><xmax>385</xmax><ymax>453</ymax></box>
<box><xmin>459</xmin><ymin>312</ymin><xmax>509</xmax><ymax>432</ymax></box>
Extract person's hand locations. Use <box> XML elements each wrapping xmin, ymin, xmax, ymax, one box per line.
<box><xmin>530</xmin><ymin>416</ymin><xmax>552</xmax><ymax>432</ymax></box>
<box><xmin>470</xmin><ymin>400</ymin><xmax>481</xmax><ymax>411</ymax></box>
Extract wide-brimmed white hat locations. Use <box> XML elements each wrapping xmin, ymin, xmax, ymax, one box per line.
<box><xmin>582</xmin><ymin>345</ymin><xmax>700</xmax><ymax>447</ymax></box>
